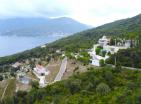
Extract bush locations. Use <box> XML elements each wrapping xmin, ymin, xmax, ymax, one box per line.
<box><xmin>96</xmin><ymin>82</ymin><xmax>111</xmax><ymax>95</ymax></box>
<box><xmin>0</xmin><ymin>75</ymin><xmax>3</xmax><ymax>81</ymax></box>
<box><xmin>100</xmin><ymin>59</ymin><xmax>105</xmax><ymax>67</ymax></box>
<box><xmin>96</xmin><ymin>48</ymin><xmax>101</xmax><ymax>55</ymax></box>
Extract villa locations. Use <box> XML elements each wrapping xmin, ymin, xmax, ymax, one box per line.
<box><xmin>33</xmin><ymin>64</ymin><xmax>49</xmax><ymax>76</ymax></box>
<box><xmin>98</xmin><ymin>36</ymin><xmax>110</xmax><ymax>46</ymax></box>
<box><xmin>33</xmin><ymin>65</ymin><xmax>49</xmax><ymax>87</ymax></box>
<box><xmin>89</xmin><ymin>36</ymin><xmax>131</xmax><ymax>66</ymax></box>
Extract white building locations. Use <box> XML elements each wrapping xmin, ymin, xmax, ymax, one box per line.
<box><xmin>12</xmin><ymin>62</ymin><xmax>21</xmax><ymax>68</ymax></box>
<box><xmin>41</xmin><ymin>45</ymin><xmax>46</xmax><ymax>48</ymax></box>
<box><xmin>89</xmin><ymin>36</ymin><xmax>130</xmax><ymax>66</ymax></box>
<box><xmin>33</xmin><ymin>65</ymin><xmax>49</xmax><ymax>76</ymax></box>
<box><xmin>33</xmin><ymin>65</ymin><xmax>49</xmax><ymax>87</ymax></box>
<box><xmin>125</xmin><ymin>40</ymin><xmax>131</xmax><ymax>48</ymax></box>
<box><xmin>89</xmin><ymin>45</ymin><xmax>109</xmax><ymax>66</ymax></box>
<box><xmin>98</xmin><ymin>36</ymin><xmax>110</xmax><ymax>46</ymax></box>
<box><xmin>103</xmin><ymin>45</ymin><xmax>127</xmax><ymax>54</ymax></box>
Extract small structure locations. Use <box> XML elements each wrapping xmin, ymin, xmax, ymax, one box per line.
<box><xmin>41</xmin><ymin>45</ymin><xmax>46</xmax><ymax>48</ymax></box>
<box><xmin>33</xmin><ymin>65</ymin><xmax>49</xmax><ymax>76</ymax></box>
<box><xmin>33</xmin><ymin>65</ymin><xmax>49</xmax><ymax>87</ymax></box>
<box><xmin>89</xmin><ymin>36</ymin><xmax>131</xmax><ymax>66</ymax></box>
<box><xmin>98</xmin><ymin>36</ymin><xmax>110</xmax><ymax>46</ymax></box>
<box><xmin>125</xmin><ymin>40</ymin><xmax>131</xmax><ymax>48</ymax></box>
<box><xmin>12</xmin><ymin>62</ymin><xmax>21</xmax><ymax>68</ymax></box>
<box><xmin>17</xmin><ymin>72</ymin><xmax>30</xmax><ymax>85</ymax></box>
<box><xmin>19</xmin><ymin>76</ymin><xmax>30</xmax><ymax>85</ymax></box>
<box><xmin>56</xmin><ymin>49</ymin><xmax>61</xmax><ymax>53</ymax></box>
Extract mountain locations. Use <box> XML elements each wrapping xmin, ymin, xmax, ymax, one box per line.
<box><xmin>0</xmin><ymin>17</ymin><xmax>91</xmax><ymax>36</ymax></box>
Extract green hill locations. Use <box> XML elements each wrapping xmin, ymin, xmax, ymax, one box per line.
<box><xmin>2</xmin><ymin>67</ymin><xmax>141</xmax><ymax>104</ymax></box>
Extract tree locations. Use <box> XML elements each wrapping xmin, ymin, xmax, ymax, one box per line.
<box><xmin>100</xmin><ymin>59</ymin><xmax>105</xmax><ymax>67</ymax></box>
<box><xmin>31</xmin><ymin>81</ymin><xmax>39</xmax><ymax>89</ymax></box>
<box><xmin>96</xmin><ymin>82</ymin><xmax>111</xmax><ymax>95</ymax></box>
<box><xmin>0</xmin><ymin>75</ymin><xmax>3</xmax><ymax>81</ymax></box>
<box><xmin>96</xmin><ymin>48</ymin><xmax>101</xmax><ymax>55</ymax></box>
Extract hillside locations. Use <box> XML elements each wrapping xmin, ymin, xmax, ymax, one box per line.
<box><xmin>50</xmin><ymin>14</ymin><xmax>141</xmax><ymax>51</ymax></box>
<box><xmin>2</xmin><ymin>67</ymin><xmax>141</xmax><ymax>104</ymax></box>
<box><xmin>0</xmin><ymin>13</ymin><xmax>141</xmax><ymax>104</ymax></box>
<box><xmin>0</xmin><ymin>17</ymin><xmax>90</xmax><ymax>36</ymax></box>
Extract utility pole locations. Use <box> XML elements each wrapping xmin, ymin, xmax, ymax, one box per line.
<box><xmin>115</xmin><ymin>39</ymin><xmax>116</xmax><ymax>46</ymax></box>
<box><xmin>114</xmin><ymin>39</ymin><xmax>117</xmax><ymax>66</ymax></box>
<box><xmin>115</xmin><ymin>54</ymin><xmax>117</xmax><ymax>66</ymax></box>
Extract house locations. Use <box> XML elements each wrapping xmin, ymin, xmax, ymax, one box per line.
<box><xmin>90</xmin><ymin>48</ymin><xmax>109</xmax><ymax>66</ymax></box>
<box><xmin>12</xmin><ymin>62</ymin><xmax>21</xmax><ymax>68</ymax></box>
<box><xmin>33</xmin><ymin>65</ymin><xmax>49</xmax><ymax>87</ymax></box>
<box><xmin>89</xmin><ymin>36</ymin><xmax>130</xmax><ymax>66</ymax></box>
<box><xmin>33</xmin><ymin>65</ymin><xmax>49</xmax><ymax>76</ymax></box>
<box><xmin>98</xmin><ymin>36</ymin><xmax>110</xmax><ymax>46</ymax></box>
<box><xmin>125</xmin><ymin>40</ymin><xmax>131</xmax><ymax>48</ymax></box>
<box><xmin>41</xmin><ymin>45</ymin><xmax>46</xmax><ymax>48</ymax></box>
<box><xmin>39</xmin><ymin>76</ymin><xmax>46</xmax><ymax>87</ymax></box>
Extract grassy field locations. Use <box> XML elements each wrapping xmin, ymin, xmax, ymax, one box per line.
<box><xmin>3</xmin><ymin>79</ymin><xmax>16</xmax><ymax>99</ymax></box>
<box><xmin>0</xmin><ymin>80</ymin><xmax>8</xmax><ymax>99</ymax></box>
<box><xmin>26</xmin><ymin>71</ymin><xmax>39</xmax><ymax>81</ymax></box>
<box><xmin>62</xmin><ymin>59</ymin><xmax>95</xmax><ymax>80</ymax></box>
<box><xmin>0</xmin><ymin>78</ymin><xmax>16</xmax><ymax>102</ymax></box>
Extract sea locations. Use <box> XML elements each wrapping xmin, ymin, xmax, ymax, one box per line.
<box><xmin>0</xmin><ymin>35</ymin><xmax>67</xmax><ymax>57</ymax></box>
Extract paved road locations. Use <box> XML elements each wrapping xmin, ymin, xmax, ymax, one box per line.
<box><xmin>107</xmin><ymin>64</ymin><xmax>141</xmax><ymax>70</ymax></box>
<box><xmin>54</xmin><ymin>57</ymin><xmax>67</xmax><ymax>82</ymax></box>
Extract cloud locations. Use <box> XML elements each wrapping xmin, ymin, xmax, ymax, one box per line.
<box><xmin>0</xmin><ymin>0</ymin><xmax>68</xmax><ymax>18</ymax></box>
<box><xmin>0</xmin><ymin>0</ymin><xmax>141</xmax><ymax>26</ymax></box>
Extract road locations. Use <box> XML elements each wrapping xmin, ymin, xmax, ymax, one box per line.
<box><xmin>107</xmin><ymin>64</ymin><xmax>141</xmax><ymax>70</ymax></box>
<box><xmin>54</xmin><ymin>57</ymin><xmax>67</xmax><ymax>82</ymax></box>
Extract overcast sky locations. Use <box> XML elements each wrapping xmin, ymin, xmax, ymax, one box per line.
<box><xmin>0</xmin><ymin>0</ymin><xmax>141</xmax><ymax>26</ymax></box>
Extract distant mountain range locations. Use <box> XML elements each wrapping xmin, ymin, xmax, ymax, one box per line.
<box><xmin>0</xmin><ymin>17</ymin><xmax>91</xmax><ymax>36</ymax></box>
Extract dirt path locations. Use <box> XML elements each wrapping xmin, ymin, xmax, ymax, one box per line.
<box><xmin>1</xmin><ymin>83</ymin><xmax>9</xmax><ymax>101</ymax></box>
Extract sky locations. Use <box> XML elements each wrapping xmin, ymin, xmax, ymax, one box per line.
<box><xmin>0</xmin><ymin>0</ymin><xmax>141</xmax><ymax>26</ymax></box>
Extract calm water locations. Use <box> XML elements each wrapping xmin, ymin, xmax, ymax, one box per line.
<box><xmin>0</xmin><ymin>35</ymin><xmax>66</xmax><ymax>57</ymax></box>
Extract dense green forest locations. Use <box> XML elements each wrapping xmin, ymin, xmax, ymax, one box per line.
<box><xmin>2</xmin><ymin>67</ymin><xmax>141</xmax><ymax>104</ymax></box>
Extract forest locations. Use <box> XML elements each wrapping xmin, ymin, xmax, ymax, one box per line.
<box><xmin>2</xmin><ymin>67</ymin><xmax>141</xmax><ymax>104</ymax></box>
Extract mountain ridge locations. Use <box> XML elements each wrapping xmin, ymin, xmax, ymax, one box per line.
<box><xmin>0</xmin><ymin>17</ymin><xmax>91</xmax><ymax>36</ymax></box>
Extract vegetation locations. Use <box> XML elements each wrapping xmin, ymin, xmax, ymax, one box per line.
<box><xmin>1</xmin><ymin>67</ymin><xmax>141</xmax><ymax>104</ymax></box>
<box><xmin>106</xmin><ymin>46</ymin><xmax>141</xmax><ymax>68</ymax></box>
<box><xmin>100</xmin><ymin>59</ymin><xmax>105</xmax><ymax>67</ymax></box>
<box><xmin>1</xmin><ymin>13</ymin><xmax>141</xmax><ymax>104</ymax></box>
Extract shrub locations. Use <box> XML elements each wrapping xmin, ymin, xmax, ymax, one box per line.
<box><xmin>96</xmin><ymin>82</ymin><xmax>111</xmax><ymax>95</ymax></box>
<box><xmin>100</xmin><ymin>59</ymin><xmax>105</xmax><ymax>67</ymax></box>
